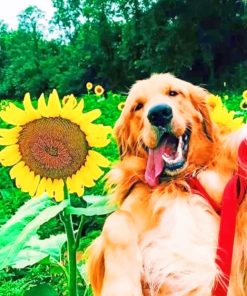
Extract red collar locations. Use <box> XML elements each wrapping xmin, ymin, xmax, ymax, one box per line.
<box><xmin>187</xmin><ymin>139</ymin><xmax>247</xmax><ymax>296</ymax></box>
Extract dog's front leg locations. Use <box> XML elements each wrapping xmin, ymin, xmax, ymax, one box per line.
<box><xmin>101</xmin><ymin>210</ymin><xmax>143</xmax><ymax>296</ymax></box>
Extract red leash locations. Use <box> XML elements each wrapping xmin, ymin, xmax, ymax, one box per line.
<box><xmin>188</xmin><ymin>139</ymin><xmax>247</xmax><ymax>296</ymax></box>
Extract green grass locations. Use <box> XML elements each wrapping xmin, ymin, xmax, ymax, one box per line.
<box><xmin>0</xmin><ymin>89</ymin><xmax>246</xmax><ymax>295</ymax></box>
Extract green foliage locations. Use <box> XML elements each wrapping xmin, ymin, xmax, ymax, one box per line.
<box><xmin>12</xmin><ymin>234</ymin><xmax>67</xmax><ymax>269</ymax></box>
<box><xmin>0</xmin><ymin>195</ymin><xmax>68</xmax><ymax>270</ymax></box>
<box><xmin>67</xmin><ymin>195</ymin><xmax>117</xmax><ymax>216</ymax></box>
<box><xmin>24</xmin><ymin>284</ymin><xmax>59</xmax><ymax>296</ymax></box>
<box><xmin>0</xmin><ymin>0</ymin><xmax>247</xmax><ymax>98</ymax></box>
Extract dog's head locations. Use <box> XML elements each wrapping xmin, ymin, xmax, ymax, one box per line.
<box><xmin>115</xmin><ymin>73</ymin><xmax>216</xmax><ymax>186</ymax></box>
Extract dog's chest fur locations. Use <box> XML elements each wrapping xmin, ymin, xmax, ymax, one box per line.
<box><xmin>140</xmin><ymin>194</ymin><xmax>220</xmax><ymax>296</ymax></box>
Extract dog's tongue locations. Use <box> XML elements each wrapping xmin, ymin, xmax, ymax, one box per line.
<box><xmin>145</xmin><ymin>135</ymin><xmax>179</xmax><ymax>186</ymax></box>
<box><xmin>145</xmin><ymin>146</ymin><xmax>165</xmax><ymax>187</ymax></box>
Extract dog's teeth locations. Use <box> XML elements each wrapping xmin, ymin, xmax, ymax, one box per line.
<box><xmin>183</xmin><ymin>134</ymin><xmax>188</xmax><ymax>142</ymax></box>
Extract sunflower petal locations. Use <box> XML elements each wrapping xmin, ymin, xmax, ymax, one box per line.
<box><xmin>62</xmin><ymin>94</ymin><xmax>77</xmax><ymax>107</ymax></box>
<box><xmin>70</xmin><ymin>173</ymin><xmax>84</xmax><ymax>196</ymax></box>
<box><xmin>66</xmin><ymin>176</ymin><xmax>73</xmax><ymax>193</ymax></box>
<box><xmin>84</xmin><ymin>124</ymin><xmax>112</xmax><ymax>136</ymax></box>
<box><xmin>88</xmin><ymin>150</ymin><xmax>110</xmax><ymax>167</ymax></box>
<box><xmin>0</xmin><ymin>103</ymin><xmax>28</xmax><ymax>125</ymax></box>
<box><xmin>74</xmin><ymin>99</ymin><xmax>84</xmax><ymax>113</ymax></box>
<box><xmin>77</xmin><ymin>167</ymin><xmax>95</xmax><ymax>188</ymax></box>
<box><xmin>0</xmin><ymin>145</ymin><xmax>21</xmax><ymax>166</ymax></box>
<box><xmin>53</xmin><ymin>179</ymin><xmax>64</xmax><ymax>202</ymax></box>
<box><xmin>242</xmin><ymin>90</ymin><xmax>247</xmax><ymax>100</ymax></box>
<box><xmin>75</xmin><ymin>186</ymin><xmax>84</xmax><ymax>197</ymax></box>
<box><xmin>228</xmin><ymin>110</ymin><xmax>235</xmax><ymax>120</ymax></box>
<box><xmin>60</xmin><ymin>96</ymin><xmax>75</xmax><ymax>117</ymax></box>
<box><xmin>37</xmin><ymin>93</ymin><xmax>48</xmax><ymax>116</ymax></box>
<box><xmin>231</xmin><ymin>117</ymin><xmax>244</xmax><ymax>131</ymax></box>
<box><xmin>1</xmin><ymin>152</ymin><xmax>21</xmax><ymax>166</ymax></box>
<box><xmin>63</xmin><ymin>100</ymin><xmax>85</xmax><ymax>125</ymax></box>
<box><xmin>0</xmin><ymin>137</ymin><xmax>18</xmax><ymax>145</ymax></box>
<box><xmin>86</xmin><ymin>136</ymin><xmax>110</xmax><ymax>148</ymax></box>
<box><xmin>23</xmin><ymin>93</ymin><xmax>41</xmax><ymax>121</ymax></box>
<box><xmin>0</xmin><ymin>127</ymin><xmax>22</xmax><ymax>138</ymax></box>
<box><xmin>36</xmin><ymin>177</ymin><xmax>47</xmax><ymax>197</ymax></box>
<box><xmin>81</xmin><ymin>109</ymin><xmax>101</xmax><ymax>123</ymax></box>
<box><xmin>46</xmin><ymin>178</ymin><xmax>54</xmax><ymax>197</ymax></box>
<box><xmin>86</xmin><ymin>159</ymin><xmax>104</xmax><ymax>180</ymax></box>
<box><xmin>67</xmin><ymin>174</ymin><xmax>84</xmax><ymax>196</ymax></box>
<box><xmin>67</xmin><ymin>174</ymin><xmax>76</xmax><ymax>193</ymax></box>
<box><xmin>83</xmin><ymin>124</ymin><xmax>112</xmax><ymax>145</ymax></box>
<box><xmin>29</xmin><ymin>174</ymin><xmax>41</xmax><ymax>196</ymax></box>
<box><xmin>9</xmin><ymin>161</ymin><xmax>25</xmax><ymax>179</ymax></box>
<box><xmin>17</xmin><ymin>166</ymin><xmax>33</xmax><ymax>193</ymax></box>
<box><xmin>47</xmin><ymin>90</ymin><xmax>61</xmax><ymax>117</ymax></box>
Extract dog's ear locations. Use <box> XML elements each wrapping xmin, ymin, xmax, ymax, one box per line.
<box><xmin>189</xmin><ymin>85</ymin><xmax>214</xmax><ymax>142</ymax></box>
<box><xmin>114</xmin><ymin>114</ymin><xmax>133</xmax><ymax>158</ymax></box>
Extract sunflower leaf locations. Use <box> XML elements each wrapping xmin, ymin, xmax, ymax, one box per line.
<box><xmin>82</xmin><ymin>195</ymin><xmax>110</xmax><ymax>205</ymax></box>
<box><xmin>10</xmin><ymin>233</ymin><xmax>67</xmax><ymax>269</ymax></box>
<box><xmin>0</xmin><ymin>195</ymin><xmax>54</xmax><ymax>249</ymax></box>
<box><xmin>68</xmin><ymin>194</ymin><xmax>116</xmax><ymax>216</ymax></box>
<box><xmin>0</xmin><ymin>195</ymin><xmax>68</xmax><ymax>270</ymax></box>
<box><xmin>66</xmin><ymin>203</ymin><xmax>116</xmax><ymax>216</ymax></box>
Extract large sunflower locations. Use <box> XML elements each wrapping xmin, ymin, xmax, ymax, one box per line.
<box><xmin>0</xmin><ymin>90</ymin><xmax>112</xmax><ymax>202</ymax></box>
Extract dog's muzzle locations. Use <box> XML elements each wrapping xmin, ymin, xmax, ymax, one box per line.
<box><xmin>145</xmin><ymin>104</ymin><xmax>191</xmax><ymax>186</ymax></box>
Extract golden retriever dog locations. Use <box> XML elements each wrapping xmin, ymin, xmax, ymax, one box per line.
<box><xmin>87</xmin><ymin>73</ymin><xmax>247</xmax><ymax>296</ymax></box>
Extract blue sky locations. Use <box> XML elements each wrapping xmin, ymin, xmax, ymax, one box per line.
<box><xmin>0</xmin><ymin>0</ymin><xmax>55</xmax><ymax>29</ymax></box>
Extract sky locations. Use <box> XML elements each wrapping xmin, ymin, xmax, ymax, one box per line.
<box><xmin>0</xmin><ymin>0</ymin><xmax>55</xmax><ymax>29</ymax></box>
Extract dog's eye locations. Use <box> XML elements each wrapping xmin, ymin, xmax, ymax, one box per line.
<box><xmin>134</xmin><ymin>103</ymin><xmax>144</xmax><ymax>111</ymax></box>
<box><xmin>169</xmin><ymin>90</ymin><xmax>178</xmax><ymax>96</ymax></box>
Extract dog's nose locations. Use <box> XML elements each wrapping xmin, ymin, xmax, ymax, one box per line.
<box><xmin>147</xmin><ymin>104</ymin><xmax>173</xmax><ymax>127</ymax></box>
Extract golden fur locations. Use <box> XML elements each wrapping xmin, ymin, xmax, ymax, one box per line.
<box><xmin>87</xmin><ymin>73</ymin><xmax>247</xmax><ymax>296</ymax></box>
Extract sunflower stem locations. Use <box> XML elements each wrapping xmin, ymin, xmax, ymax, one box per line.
<box><xmin>62</xmin><ymin>185</ymin><xmax>78</xmax><ymax>296</ymax></box>
<box><xmin>75</xmin><ymin>215</ymin><xmax>84</xmax><ymax>249</ymax></box>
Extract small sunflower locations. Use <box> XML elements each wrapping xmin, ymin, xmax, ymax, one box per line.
<box><xmin>0</xmin><ymin>90</ymin><xmax>112</xmax><ymax>202</ymax></box>
<box><xmin>86</xmin><ymin>82</ymin><xmax>93</xmax><ymax>91</ymax></box>
<box><xmin>242</xmin><ymin>90</ymin><xmax>247</xmax><ymax>100</ymax></box>
<box><xmin>210</xmin><ymin>104</ymin><xmax>244</xmax><ymax>132</ymax></box>
<box><xmin>206</xmin><ymin>94</ymin><xmax>223</xmax><ymax>109</ymax></box>
<box><xmin>62</xmin><ymin>94</ymin><xmax>77</xmax><ymax>107</ymax></box>
<box><xmin>117</xmin><ymin>102</ymin><xmax>125</xmax><ymax>111</ymax></box>
<box><xmin>0</xmin><ymin>100</ymin><xmax>9</xmax><ymax>111</ymax></box>
<box><xmin>94</xmin><ymin>85</ymin><xmax>104</xmax><ymax>96</ymax></box>
<box><xmin>240</xmin><ymin>99</ymin><xmax>247</xmax><ymax>110</ymax></box>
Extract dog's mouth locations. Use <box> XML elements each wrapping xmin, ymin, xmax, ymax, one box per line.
<box><xmin>145</xmin><ymin>127</ymin><xmax>191</xmax><ymax>187</ymax></box>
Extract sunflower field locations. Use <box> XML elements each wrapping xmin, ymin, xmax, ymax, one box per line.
<box><xmin>0</xmin><ymin>85</ymin><xmax>246</xmax><ymax>296</ymax></box>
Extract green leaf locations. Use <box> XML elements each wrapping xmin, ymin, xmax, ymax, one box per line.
<box><xmin>77</xmin><ymin>261</ymin><xmax>88</xmax><ymax>284</ymax></box>
<box><xmin>0</xmin><ymin>195</ymin><xmax>68</xmax><ymax>270</ymax></box>
<box><xmin>11</xmin><ymin>233</ymin><xmax>67</xmax><ymax>269</ymax></box>
<box><xmin>67</xmin><ymin>195</ymin><xmax>116</xmax><ymax>216</ymax></box>
<box><xmin>66</xmin><ymin>204</ymin><xmax>116</xmax><ymax>216</ymax></box>
<box><xmin>0</xmin><ymin>195</ymin><xmax>54</xmax><ymax>249</ymax></box>
<box><xmin>24</xmin><ymin>284</ymin><xmax>59</xmax><ymax>296</ymax></box>
<box><xmin>82</xmin><ymin>195</ymin><xmax>110</xmax><ymax>205</ymax></box>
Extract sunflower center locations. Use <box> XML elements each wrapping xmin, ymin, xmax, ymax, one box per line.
<box><xmin>45</xmin><ymin>146</ymin><xmax>58</xmax><ymax>156</ymax></box>
<box><xmin>18</xmin><ymin>117</ymin><xmax>88</xmax><ymax>179</ymax></box>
